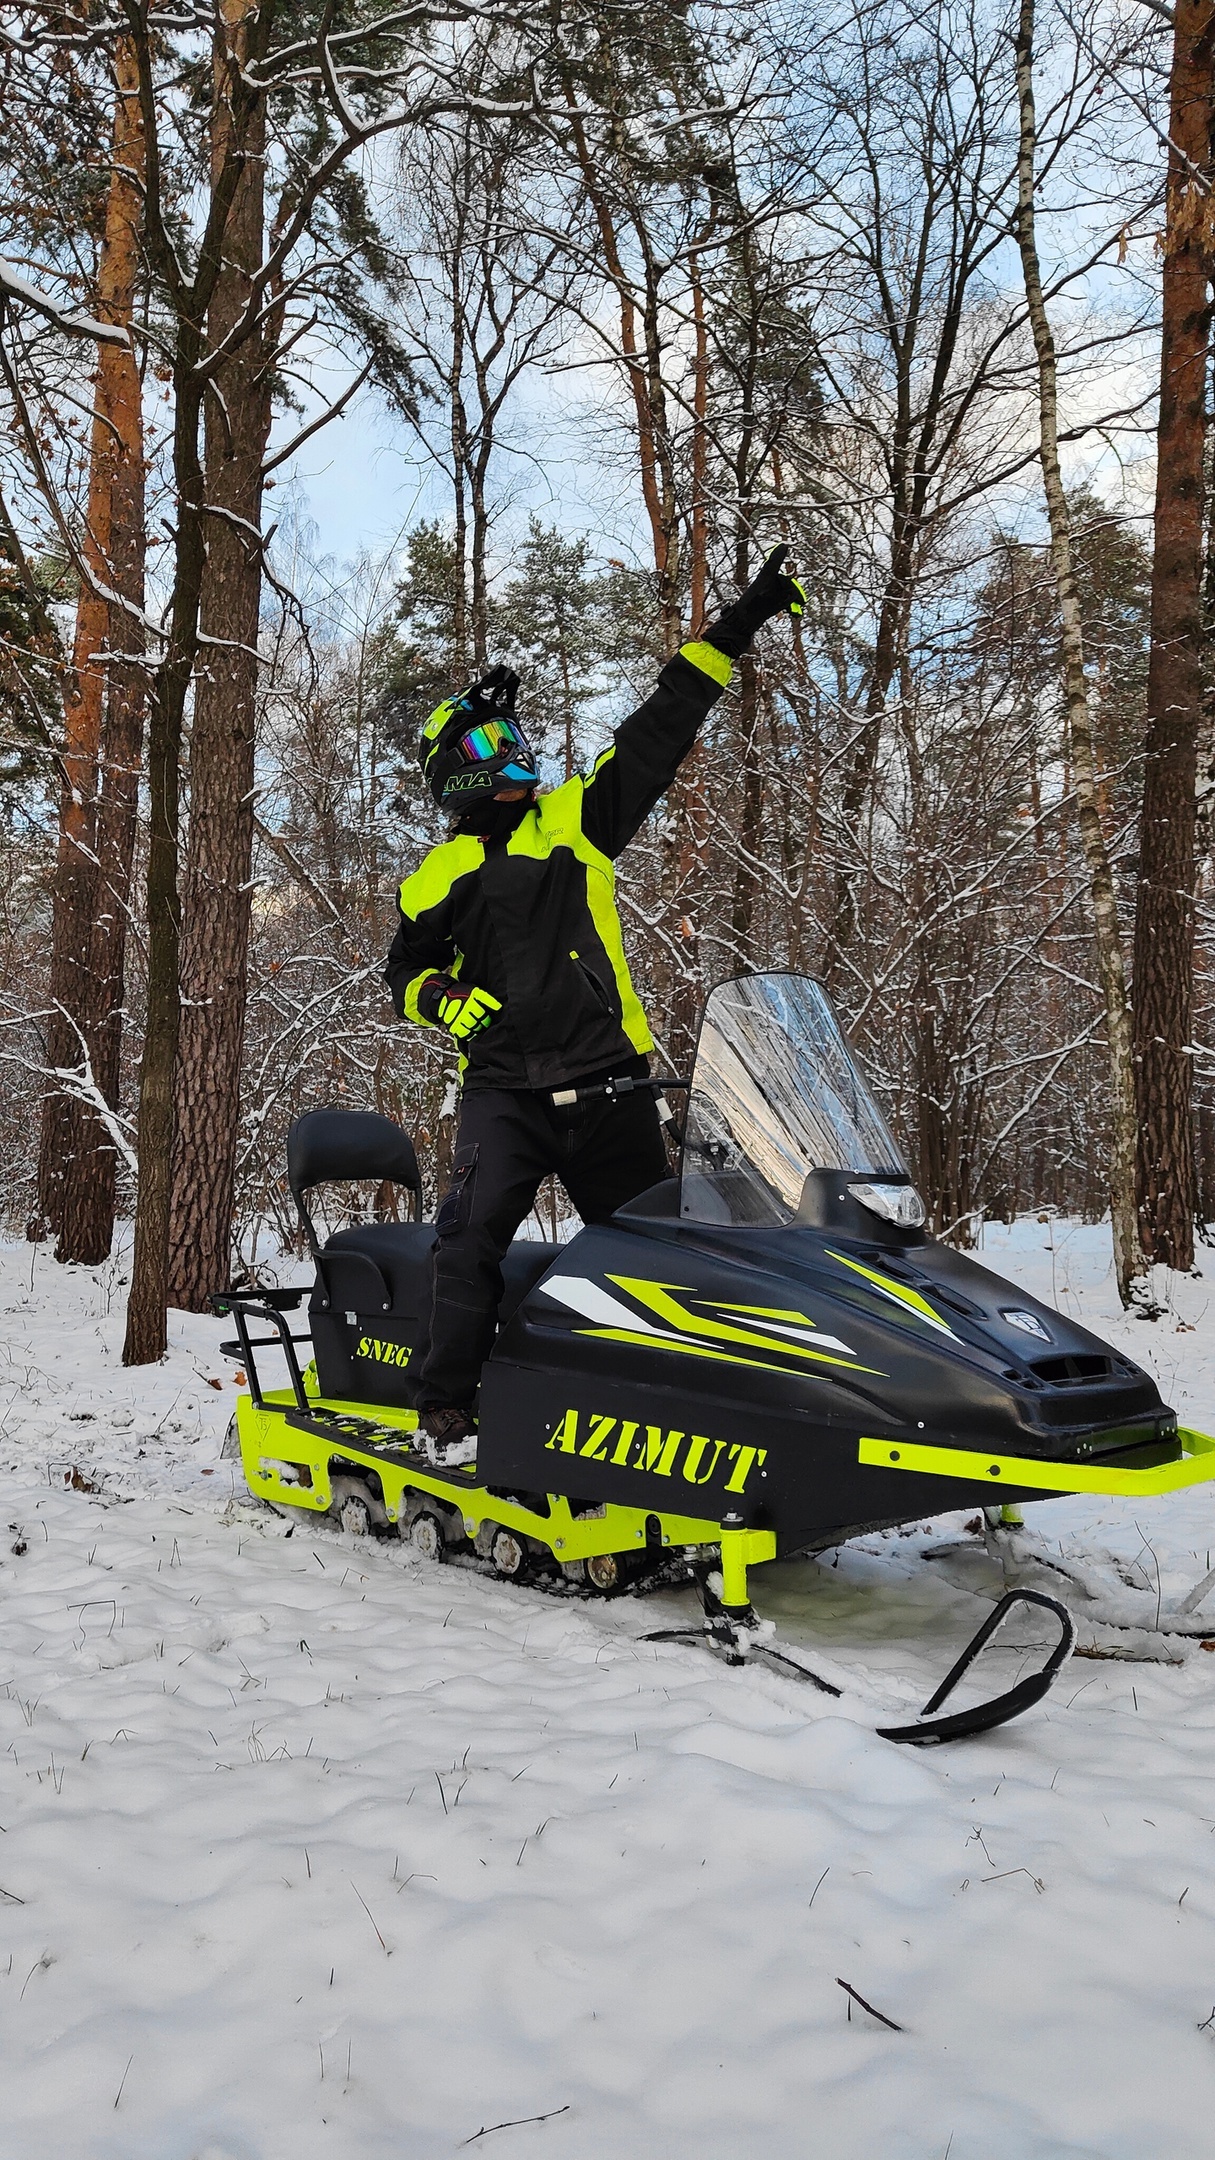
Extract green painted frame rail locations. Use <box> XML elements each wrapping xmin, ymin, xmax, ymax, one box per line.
<box><xmin>857</xmin><ymin>1427</ymin><xmax>1215</xmax><ymax>1498</ymax></box>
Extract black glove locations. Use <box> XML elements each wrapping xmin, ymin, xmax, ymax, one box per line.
<box><xmin>703</xmin><ymin>545</ymin><xmax>805</xmax><ymax>661</ymax></box>
<box><xmin>416</xmin><ymin>973</ymin><xmax>504</xmax><ymax>1037</ymax></box>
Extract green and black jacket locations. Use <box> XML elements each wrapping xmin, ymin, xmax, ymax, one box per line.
<box><xmin>384</xmin><ymin>641</ymin><xmax>732</xmax><ymax>1090</ymax></box>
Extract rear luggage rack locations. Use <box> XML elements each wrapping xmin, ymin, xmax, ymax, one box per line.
<box><xmin>212</xmin><ymin>1292</ymin><xmax>314</xmax><ymax>1410</ymax></box>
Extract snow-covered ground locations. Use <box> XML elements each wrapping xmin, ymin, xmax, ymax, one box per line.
<box><xmin>4</xmin><ymin>1220</ymin><xmax>1215</xmax><ymax>2157</ymax></box>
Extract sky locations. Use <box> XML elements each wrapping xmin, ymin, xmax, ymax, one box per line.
<box><xmin>269</xmin><ymin>332</ymin><xmax>650</xmax><ymax>619</ymax></box>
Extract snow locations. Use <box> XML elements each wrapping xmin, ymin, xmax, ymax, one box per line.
<box><xmin>3</xmin><ymin>1220</ymin><xmax>1215</xmax><ymax>2156</ymax></box>
<box><xmin>0</xmin><ymin>256</ymin><xmax>131</xmax><ymax>345</ymax></box>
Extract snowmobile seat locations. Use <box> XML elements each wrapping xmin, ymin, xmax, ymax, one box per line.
<box><xmin>289</xmin><ymin>1108</ymin><xmax>422</xmax><ymax>1229</ymax></box>
<box><xmin>317</xmin><ymin>1222</ymin><xmax>560</xmax><ymax>1325</ymax></box>
<box><xmin>309</xmin><ymin>1225</ymin><xmax>560</xmax><ymax>1406</ymax></box>
<box><xmin>287</xmin><ymin>1106</ymin><xmax>560</xmax><ymax>1405</ymax></box>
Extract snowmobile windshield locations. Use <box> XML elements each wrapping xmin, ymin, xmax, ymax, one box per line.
<box><xmin>680</xmin><ymin>974</ymin><xmax>908</xmax><ymax>1226</ymax></box>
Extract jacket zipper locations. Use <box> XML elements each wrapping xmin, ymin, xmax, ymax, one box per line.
<box><xmin>570</xmin><ymin>950</ymin><xmax>613</xmax><ymax>1016</ymax></box>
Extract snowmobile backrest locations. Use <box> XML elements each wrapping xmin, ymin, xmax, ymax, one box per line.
<box><xmin>287</xmin><ymin>1109</ymin><xmax>423</xmax><ymax>1255</ymax></box>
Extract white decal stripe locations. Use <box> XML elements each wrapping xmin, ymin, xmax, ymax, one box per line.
<box><xmin>541</xmin><ymin>1276</ymin><xmax>864</xmax><ymax>1365</ymax></box>
<box><xmin>753</xmin><ymin>1320</ymin><xmax>858</xmax><ymax>1357</ymax></box>
<box><xmin>540</xmin><ymin>1276</ymin><xmax>667</xmax><ymax>1335</ymax></box>
<box><xmin>871</xmin><ymin>1285</ymin><xmax>958</xmax><ymax>1339</ymax></box>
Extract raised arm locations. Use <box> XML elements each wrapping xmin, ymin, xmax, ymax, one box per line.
<box><xmin>578</xmin><ymin>641</ymin><xmax>730</xmax><ymax>860</ymax></box>
<box><xmin>579</xmin><ymin>548</ymin><xmax>804</xmax><ymax>861</ymax></box>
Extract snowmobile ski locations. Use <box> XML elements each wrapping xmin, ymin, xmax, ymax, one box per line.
<box><xmin>646</xmin><ymin>1588</ymin><xmax>1075</xmax><ymax>1745</ymax></box>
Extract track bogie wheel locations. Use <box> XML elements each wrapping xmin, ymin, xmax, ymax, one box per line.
<box><xmin>585</xmin><ymin>1551</ymin><xmax>622</xmax><ymax>1593</ymax></box>
<box><xmin>491</xmin><ymin>1528</ymin><xmax>528</xmax><ymax>1580</ymax></box>
<box><xmin>338</xmin><ymin>1494</ymin><xmax>371</xmax><ymax>1537</ymax></box>
<box><xmin>408</xmin><ymin>1511</ymin><xmax>446</xmax><ymax>1563</ymax></box>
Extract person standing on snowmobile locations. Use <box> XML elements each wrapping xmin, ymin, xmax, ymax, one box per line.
<box><xmin>384</xmin><ymin>545</ymin><xmax>805</xmax><ymax>1466</ymax></box>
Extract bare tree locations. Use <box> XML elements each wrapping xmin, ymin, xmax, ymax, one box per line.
<box><xmin>20</xmin><ymin>39</ymin><xmax>147</xmax><ymax>1266</ymax></box>
<box><xmin>394</xmin><ymin>99</ymin><xmax>579</xmax><ymax>672</ymax></box>
<box><xmin>1133</xmin><ymin>0</ymin><xmax>1215</xmax><ymax>1272</ymax></box>
<box><xmin>1013</xmin><ymin>0</ymin><xmax>1143</xmax><ymax>1303</ymax></box>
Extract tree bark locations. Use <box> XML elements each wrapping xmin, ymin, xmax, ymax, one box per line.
<box><xmin>558</xmin><ymin>70</ymin><xmax>682</xmax><ymax>652</ymax></box>
<box><xmin>123</xmin><ymin>0</ymin><xmax>264</xmax><ymax>1361</ymax></box>
<box><xmin>38</xmin><ymin>40</ymin><xmax>145</xmax><ymax>1260</ymax></box>
<box><xmin>1014</xmin><ymin>0</ymin><xmax>1145</xmax><ymax>1303</ymax></box>
<box><xmin>122</xmin><ymin>371</ymin><xmax>200</xmax><ymax>1362</ymax></box>
<box><xmin>166</xmin><ymin>0</ymin><xmax>269</xmax><ymax>1309</ymax></box>
<box><xmin>1132</xmin><ymin>0</ymin><xmax>1215</xmax><ymax>1271</ymax></box>
<box><xmin>687</xmin><ymin>237</ymin><xmax>711</xmax><ymax>638</ymax></box>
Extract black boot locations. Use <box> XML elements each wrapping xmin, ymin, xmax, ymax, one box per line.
<box><xmin>418</xmin><ymin>1405</ymin><xmax>478</xmax><ymax>1469</ymax></box>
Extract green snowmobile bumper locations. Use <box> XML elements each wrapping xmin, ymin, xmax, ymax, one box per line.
<box><xmin>858</xmin><ymin>1425</ymin><xmax>1215</xmax><ymax>1498</ymax></box>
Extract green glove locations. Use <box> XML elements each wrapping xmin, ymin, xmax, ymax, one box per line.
<box><xmin>703</xmin><ymin>544</ymin><xmax>806</xmax><ymax>660</ymax></box>
<box><xmin>435</xmin><ymin>983</ymin><xmax>502</xmax><ymax>1040</ymax></box>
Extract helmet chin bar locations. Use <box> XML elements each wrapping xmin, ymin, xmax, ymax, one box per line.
<box><xmin>848</xmin><ymin>1181</ymin><xmax>927</xmax><ymax>1229</ymax></box>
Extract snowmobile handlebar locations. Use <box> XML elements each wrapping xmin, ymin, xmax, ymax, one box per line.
<box><xmin>549</xmin><ymin>1074</ymin><xmax>691</xmax><ymax>1108</ymax></box>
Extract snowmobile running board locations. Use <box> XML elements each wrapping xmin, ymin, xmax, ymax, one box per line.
<box><xmin>646</xmin><ymin>1590</ymin><xmax>1075</xmax><ymax>1747</ymax></box>
<box><xmin>858</xmin><ymin>1428</ymin><xmax>1215</xmax><ymax>1499</ymax></box>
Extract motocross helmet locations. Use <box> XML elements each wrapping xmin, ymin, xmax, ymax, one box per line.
<box><xmin>420</xmin><ymin>664</ymin><xmax>539</xmax><ymax>810</ymax></box>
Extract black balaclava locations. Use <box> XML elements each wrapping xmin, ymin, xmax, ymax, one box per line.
<box><xmin>451</xmin><ymin>793</ymin><xmax>535</xmax><ymax>845</ymax></box>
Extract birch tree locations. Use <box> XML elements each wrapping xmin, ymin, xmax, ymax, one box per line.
<box><xmin>1013</xmin><ymin>0</ymin><xmax>1144</xmax><ymax>1304</ymax></box>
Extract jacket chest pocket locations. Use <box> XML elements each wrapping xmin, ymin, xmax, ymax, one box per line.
<box><xmin>570</xmin><ymin>950</ymin><xmax>613</xmax><ymax>1015</ymax></box>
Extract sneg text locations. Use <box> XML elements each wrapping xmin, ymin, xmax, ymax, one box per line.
<box><xmin>545</xmin><ymin>1406</ymin><xmax>767</xmax><ymax>1494</ymax></box>
<box><xmin>356</xmin><ymin>1334</ymin><xmax>410</xmax><ymax>1366</ymax></box>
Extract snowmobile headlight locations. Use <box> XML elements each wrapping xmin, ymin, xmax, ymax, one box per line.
<box><xmin>848</xmin><ymin>1181</ymin><xmax>926</xmax><ymax>1229</ymax></box>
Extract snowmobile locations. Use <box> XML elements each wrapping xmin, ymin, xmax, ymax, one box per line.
<box><xmin>216</xmin><ymin>972</ymin><xmax>1215</xmax><ymax>1743</ymax></box>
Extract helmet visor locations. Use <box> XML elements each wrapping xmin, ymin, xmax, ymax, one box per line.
<box><xmin>457</xmin><ymin>717</ymin><xmax>527</xmax><ymax>765</ymax></box>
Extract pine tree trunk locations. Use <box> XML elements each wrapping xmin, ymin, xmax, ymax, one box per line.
<box><xmin>166</xmin><ymin>0</ymin><xmax>268</xmax><ymax>1310</ymax></box>
<box><xmin>1132</xmin><ymin>0</ymin><xmax>1215</xmax><ymax>1272</ymax></box>
<box><xmin>56</xmin><ymin>41</ymin><xmax>147</xmax><ymax>1264</ymax></box>
<box><xmin>1013</xmin><ymin>0</ymin><xmax>1145</xmax><ymax>1303</ymax></box>
<box><xmin>687</xmin><ymin>241</ymin><xmax>710</xmax><ymax>638</ymax></box>
<box><xmin>37</xmin><ymin>44</ymin><xmax>144</xmax><ymax>1258</ymax></box>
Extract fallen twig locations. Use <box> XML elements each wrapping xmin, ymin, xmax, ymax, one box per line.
<box><xmin>462</xmin><ymin>2103</ymin><xmax>571</xmax><ymax>2143</ymax></box>
<box><xmin>836</xmin><ymin>1978</ymin><xmax>904</xmax><ymax>2031</ymax></box>
<box><xmin>982</xmin><ymin>1867</ymin><xmax>1045</xmax><ymax>1893</ymax></box>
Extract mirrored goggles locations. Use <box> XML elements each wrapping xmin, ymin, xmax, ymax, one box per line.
<box><xmin>457</xmin><ymin>716</ymin><xmax>527</xmax><ymax>764</ymax></box>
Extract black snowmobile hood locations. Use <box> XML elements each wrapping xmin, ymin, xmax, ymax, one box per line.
<box><xmin>602</xmin><ymin>1206</ymin><xmax>1162</xmax><ymax>1440</ymax></box>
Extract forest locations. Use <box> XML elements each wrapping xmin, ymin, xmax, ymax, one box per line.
<box><xmin>0</xmin><ymin>0</ymin><xmax>1209</xmax><ymax>1357</ymax></box>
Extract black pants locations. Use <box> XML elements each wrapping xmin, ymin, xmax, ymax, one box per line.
<box><xmin>417</xmin><ymin>1084</ymin><xmax>671</xmax><ymax>1412</ymax></box>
